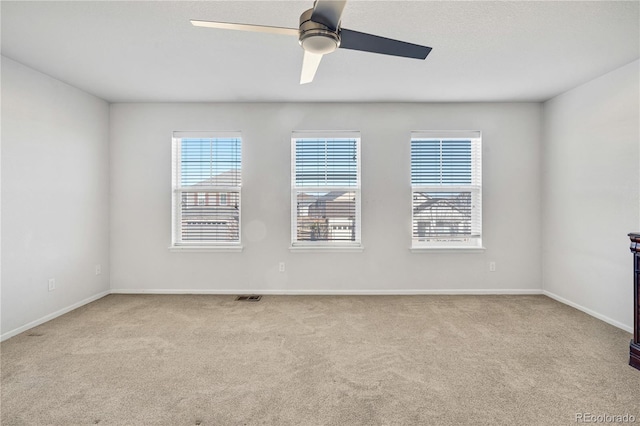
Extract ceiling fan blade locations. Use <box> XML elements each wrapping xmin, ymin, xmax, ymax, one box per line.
<box><xmin>300</xmin><ymin>51</ymin><xmax>324</xmax><ymax>84</ymax></box>
<box><xmin>339</xmin><ymin>28</ymin><xmax>432</xmax><ymax>59</ymax></box>
<box><xmin>310</xmin><ymin>0</ymin><xmax>347</xmax><ymax>31</ymax></box>
<box><xmin>190</xmin><ymin>20</ymin><xmax>298</xmax><ymax>37</ymax></box>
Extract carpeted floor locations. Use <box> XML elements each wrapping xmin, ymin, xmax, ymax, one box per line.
<box><xmin>1</xmin><ymin>294</ymin><xmax>639</xmax><ymax>425</ymax></box>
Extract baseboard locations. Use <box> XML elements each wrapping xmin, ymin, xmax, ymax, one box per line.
<box><xmin>1</xmin><ymin>290</ymin><xmax>110</xmax><ymax>342</ymax></box>
<box><xmin>110</xmin><ymin>288</ymin><xmax>544</xmax><ymax>296</ymax></box>
<box><xmin>542</xmin><ymin>290</ymin><xmax>633</xmax><ymax>334</ymax></box>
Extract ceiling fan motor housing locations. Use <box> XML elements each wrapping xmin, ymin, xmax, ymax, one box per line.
<box><xmin>298</xmin><ymin>8</ymin><xmax>340</xmax><ymax>54</ymax></box>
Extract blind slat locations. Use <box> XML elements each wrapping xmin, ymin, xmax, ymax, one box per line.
<box><xmin>411</xmin><ymin>139</ymin><xmax>474</xmax><ymax>185</ymax></box>
<box><xmin>179</xmin><ymin>138</ymin><xmax>242</xmax><ymax>187</ymax></box>
<box><xmin>295</xmin><ymin>138</ymin><xmax>358</xmax><ymax>187</ymax></box>
<box><xmin>295</xmin><ymin>190</ymin><xmax>357</xmax><ymax>242</ymax></box>
<box><xmin>179</xmin><ymin>191</ymin><xmax>240</xmax><ymax>242</ymax></box>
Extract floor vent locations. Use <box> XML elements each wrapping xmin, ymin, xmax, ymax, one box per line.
<box><xmin>235</xmin><ymin>295</ymin><xmax>262</xmax><ymax>302</ymax></box>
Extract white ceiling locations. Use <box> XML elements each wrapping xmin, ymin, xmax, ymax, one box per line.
<box><xmin>1</xmin><ymin>1</ymin><xmax>638</xmax><ymax>103</ymax></box>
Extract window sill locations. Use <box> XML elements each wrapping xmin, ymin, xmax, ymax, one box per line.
<box><xmin>169</xmin><ymin>245</ymin><xmax>244</xmax><ymax>253</ymax></box>
<box><xmin>289</xmin><ymin>245</ymin><xmax>364</xmax><ymax>253</ymax></box>
<box><xmin>410</xmin><ymin>247</ymin><xmax>486</xmax><ymax>253</ymax></box>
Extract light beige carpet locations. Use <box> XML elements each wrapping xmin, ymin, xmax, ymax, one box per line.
<box><xmin>1</xmin><ymin>294</ymin><xmax>639</xmax><ymax>425</ymax></box>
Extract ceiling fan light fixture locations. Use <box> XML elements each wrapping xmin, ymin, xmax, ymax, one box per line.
<box><xmin>298</xmin><ymin>8</ymin><xmax>340</xmax><ymax>54</ymax></box>
<box><xmin>300</xmin><ymin>32</ymin><xmax>340</xmax><ymax>54</ymax></box>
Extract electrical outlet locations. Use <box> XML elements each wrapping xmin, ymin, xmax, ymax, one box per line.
<box><xmin>95</xmin><ymin>264</ymin><xmax>101</xmax><ymax>275</ymax></box>
<box><xmin>279</xmin><ymin>262</ymin><xmax>285</xmax><ymax>272</ymax></box>
<box><xmin>48</xmin><ymin>278</ymin><xmax>56</xmax><ymax>292</ymax></box>
<box><xmin>489</xmin><ymin>261</ymin><xmax>496</xmax><ymax>272</ymax></box>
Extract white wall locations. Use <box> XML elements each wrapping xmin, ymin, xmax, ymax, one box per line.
<box><xmin>1</xmin><ymin>57</ymin><xmax>110</xmax><ymax>339</ymax></box>
<box><xmin>110</xmin><ymin>102</ymin><xmax>542</xmax><ymax>294</ymax></box>
<box><xmin>542</xmin><ymin>60</ymin><xmax>640</xmax><ymax>332</ymax></box>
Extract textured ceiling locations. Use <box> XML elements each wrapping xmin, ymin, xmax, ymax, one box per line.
<box><xmin>1</xmin><ymin>1</ymin><xmax>638</xmax><ymax>103</ymax></box>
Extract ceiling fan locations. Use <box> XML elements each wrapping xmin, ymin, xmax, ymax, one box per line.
<box><xmin>191</xmin><ymin>0</ymin><xmax>432</xmax><ymax>84</ymax></box>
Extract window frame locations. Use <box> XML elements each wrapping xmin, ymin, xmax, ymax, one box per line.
<box><xmin>410</xmin><ymin>131</ymin><xmax>483</xmax><ymax>251</ymax></box>
<box><xmin>290</xmin><ymin>131</ymin><xmax>363</xmax><ymax>251</ymax></box>
<box><xmin>170</xmin><ymin>131</ymin><xmax>243</xmax><ymax>252</ymax></box>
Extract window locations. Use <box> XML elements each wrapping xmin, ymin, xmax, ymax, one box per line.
<box><xmin>411</xmin><ymin>131</ymin><xmax>482</xmax><ymax>249</ymax></box>
<box><xmin>291</xmin><ymin>132</ymin><xmax>361</xmax><ymax>249</ymax></box>
<box><xmin>171</xmin><ymin>132</ymin><xmax>241</xmax><ymax>249</ymax></box>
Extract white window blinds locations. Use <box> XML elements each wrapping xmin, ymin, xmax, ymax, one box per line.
<box><xmin>291</xmin><ymin>132</ymin><xmax>361</xmax><ymax>247</ymax></box>
<box><xmin>411</xmin><ymin>132</ymin><xmax>482</xmax><ymax>248</ymax></box>
<box><xmin>172</xmin><ymin>132</ymin><xmax>242</xmax><ymax>246</ymax></box>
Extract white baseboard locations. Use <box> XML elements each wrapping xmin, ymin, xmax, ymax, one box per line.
<box><xmin>110</xmin><ymin>288</ymin><xmax>544</xmax><ymax>296</ymax></box>
<box><xmin>1</xmin><ymin>291</ymin><xmax>110</xmax><ymax>342</ymax></box>
<box><xmin>542</xmin><ymin>290</ymin><xmax>633</xmax><ymax>334</ymax></box>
